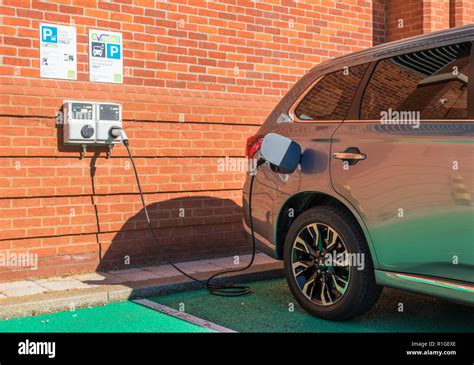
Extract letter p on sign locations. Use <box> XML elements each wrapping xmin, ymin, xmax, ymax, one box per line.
<box><xmin>107</xmin><ymin>44</ymin><xmax>121</xmax><ymax>59</ymax></box>
<box><xmin>41</xmin><ymin>25</ymin><xmax>57</xmax><ymax>43</ymax></box>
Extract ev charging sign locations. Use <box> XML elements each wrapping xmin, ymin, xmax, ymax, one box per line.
<box><xmin>89</xmin><ymin>29</ymin><xmax>123</xmax><ymax>84</ymax></box>
<box><xmin>39</xmin><ymin>23</ymin><xmax>77</xmax><ymax>80</ymax></box>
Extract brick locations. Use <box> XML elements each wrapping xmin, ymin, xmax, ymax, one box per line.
<box><xmin>85</xmin><ymin>9</ymin><xmax>109</xmax><ymax>19</ymax></box>
<box><xmin>32</xmin><ymin>1</ymin><xmax>58</xmax><ymax>12</ymax></box>
<box><xmin>16</xmin><ymin>9</ymin><xmax>43</xmax><ymax>19</ymax></box>
<box><xmin>44</xmin><ymin>12</ymin><xmax>70</xmax><ymax>23</ymax></box>
<box><xmin>59</xmin><ymin>5</ymin><xmax>84</xmax><ymax>15</ymax></box>
<box><xmin>4</xmin><ymin>0</ymin><xmax>31</xmax><ymax>7</ymax></box>
<box><xmin>3</xmin><ymin>37</ymin><xmax>31</xmax><ymax>47</ymax></box>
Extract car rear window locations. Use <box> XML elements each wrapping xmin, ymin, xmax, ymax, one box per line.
<box><xmin>294</xmin><ymin>63</ymin><xmax>368</xmax><ymax>121</ymax></box>
<box><xmin>360</xmin><ymin>42</ymin><xmax>471</xmax><ymax>120</ymax></box>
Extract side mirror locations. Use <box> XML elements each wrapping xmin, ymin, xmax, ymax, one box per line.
<box><xmin>260</xmin><ymin>133</ymin><xmax>301</xmax><ymax>174</ymax></box>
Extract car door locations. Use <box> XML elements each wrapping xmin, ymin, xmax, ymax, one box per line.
<box><xmin>331</xmin><ymin>41</ymin><xmax>474</xmax><ymax>282</ymax></box>
<box><xmin>243</xmin><ymin>63</ymin><xmax>369</xmax><ymax>254</ymax></box>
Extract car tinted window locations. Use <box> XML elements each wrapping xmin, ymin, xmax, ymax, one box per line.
<box><xmin>361</xmin><ymin>42</ymin><xmax>471</xmax><ymax>120</ymax></box>
<box><xmin>294</xmin><ymin>63</ymin><xmax>368</xmax><ymax>121</ymax></box>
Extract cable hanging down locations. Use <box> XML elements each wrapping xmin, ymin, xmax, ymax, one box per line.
<box><xmin>123</xmin><ymin>139</ymin><xmax>259</xmax><ymax>297</ymax></box>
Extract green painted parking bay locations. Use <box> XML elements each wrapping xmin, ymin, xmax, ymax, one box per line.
<box><xmin>152</xmin><ymin>278</ymin><xmax>474</xmax><ymax>333</ymax></box>
<box><xmin>0</xmin><ymin>278</ymin><xmax>472</xmax><ymax>333</ymax></box>
<box><xmin>0</xmin><ymin>301</ymin><xmax>211</xmax><ymax>333</ymax></box>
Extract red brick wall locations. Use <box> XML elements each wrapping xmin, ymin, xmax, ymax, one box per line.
<box><xmin>450</xmin><ymin>0</ymin><xmax>474</xmax><ymax>27</ymax></box>
<box><xmin>386</xmin><ymin>0</ymin><xmax>424</xmax><ymax>41</ymax></box>
<box><xmin>423</xmin><ymin>0</ymin><xmax>450</xmax><ymax>34</ymax></box>
<box><xmin>0</xmin><ymin>0</ymin><xmax>468</xmax><ymax>281</ymax></box>
<box><xmin>1</xmin><ymin>0</ymin><xmax>380</xmax><ymax>91</ymax></box>
<box><xmin>386</xmin><ymin>0</ymin><xmax>470</xmax><ymax>42</ymax></box>
<box><xmin>0</xmin><ymin>0</ymin><xmax>382</xmax><ymax>281</ymax></box>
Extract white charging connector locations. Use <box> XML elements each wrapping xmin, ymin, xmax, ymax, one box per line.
<box><xmin>119</xmin><ymin>129</ymin><xmax>128</xmax><ymax>143</ymax></box>
<box><xmin>110</xmin><ymin>127</ymin><xmax>129</xmax><ymax>146</ymax></box>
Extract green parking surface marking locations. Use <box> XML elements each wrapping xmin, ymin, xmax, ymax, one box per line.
<box><xmin>0</xmin><ymin>301</ymin><xmax>211</xmax><ymax>333</ymax></box>
<box><xmin>0</xmin><ymin>278</ymin><xmax>472</xmax><ymax>333</ymax></box>
<box><xmin>151</xmin><ymin>278</ymin><xmax>474</xmax><ymax>333</ymax></box>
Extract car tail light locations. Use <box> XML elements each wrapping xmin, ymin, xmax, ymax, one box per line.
<box><xmin>245</xmin><ymin>134</ymin><xmax>264</xmax><ymax>158</ymax></box>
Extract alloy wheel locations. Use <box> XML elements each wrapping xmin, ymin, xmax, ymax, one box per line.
<box><xmin>291</xmin><ymin>223</ymin><xmax>351</xmax><ymax>306</ymax></box>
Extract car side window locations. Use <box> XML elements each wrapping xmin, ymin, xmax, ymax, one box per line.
<box><xmin>361</xmin><ymin>42</ymin><xmax>471</xmax><ymax>120</ymax></box>
<box><xmin>294</xmin><ymin>63</ymin><xmax>368</xmax><ymax>121</ymax></box>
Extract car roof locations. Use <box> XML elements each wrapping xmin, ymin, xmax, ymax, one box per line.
<box><xmin>310</xmin><ymin>24</ymin><xmax>474</xmax><ymax>75</ymax></box>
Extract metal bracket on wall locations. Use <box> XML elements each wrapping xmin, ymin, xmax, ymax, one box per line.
<box><xmin>80</xmin><ymin>145</ymin><xmax>87</xmax><ymax>159</ymax></box>
<box><xmin>106</xmin><ymin>145</ymin><xmax>113</xmax><ymax>159</ymax></box>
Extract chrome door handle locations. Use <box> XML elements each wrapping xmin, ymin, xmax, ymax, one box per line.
<box><xmin>332</xmin><ymin>152</ymin><xmax>366</xmax><ymax>161</ymax></box>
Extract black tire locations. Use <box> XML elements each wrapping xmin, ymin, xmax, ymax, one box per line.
<box><xmin>283</xmin><ymin>205</ymin><xmax>382</xmax><ymax>320</ymax></box>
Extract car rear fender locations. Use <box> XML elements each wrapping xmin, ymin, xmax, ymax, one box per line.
<box><xmin>274</xmin><ymin>190</ymin><xmax>380</xmax><ymax>269</ymax></box>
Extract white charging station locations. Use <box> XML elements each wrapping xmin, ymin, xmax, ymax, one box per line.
<box><xmin>62</xmin><ymin>100</ymin><xmax>123</xmax><ymax>158</ymax></box>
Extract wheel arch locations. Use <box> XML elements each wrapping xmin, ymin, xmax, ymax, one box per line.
<box><xmin>274</xmin><ymin>191</ymin><xmax>379</xmax><ymax>269</ymax></box>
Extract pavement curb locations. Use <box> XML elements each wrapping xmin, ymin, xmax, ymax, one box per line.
<box><xmin>0</xmin><ymin>262</ymin><xmax>283</xmax><ymax>321</ymax></box>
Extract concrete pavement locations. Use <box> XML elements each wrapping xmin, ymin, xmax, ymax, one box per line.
<box><xmin>0</xmin><ymin>253</ymin><xmax>283</xmax><ymax>320</ymax></box>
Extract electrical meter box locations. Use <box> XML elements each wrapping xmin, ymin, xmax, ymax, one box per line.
<box><xmin>96</xmin><ymin>103</ymin><xmax>122</xmax><ymax>145</ymax></box>
<box><xmin>62</xmin><ymin>101</ymin><xmax>122</xmax><ymax>146</ymax></box>
<box><xmin>63</xmin><ymin>101</ymin><xmax>96</xmax><ymax>145</ymax></box>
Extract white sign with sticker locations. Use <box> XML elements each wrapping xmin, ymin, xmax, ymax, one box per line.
<box><xmin>89</xmin><ymin>29</ymin><xmax>123</xmax><ymax>84</ymax></box>
<box><xmin>39</xmin><ymin>23</ymin><xmax>77</xmax><ymax>80</ymax></box>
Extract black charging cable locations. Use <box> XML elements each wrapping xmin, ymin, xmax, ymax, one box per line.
<box><xmin>123</xmin><ymin>137</ymin><xmax>264</xmax><ymax>297</ymax></box>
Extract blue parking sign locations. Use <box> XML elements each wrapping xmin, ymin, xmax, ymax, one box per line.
<box><xmin>107</xmin><ymin>44</ymin><xmax>121</xmax><ymax>59</ymax></box>
<box><xmin>41</xmin><ymin>25</ymin><xmax>57</xmax><ymax>43</ymax></box>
